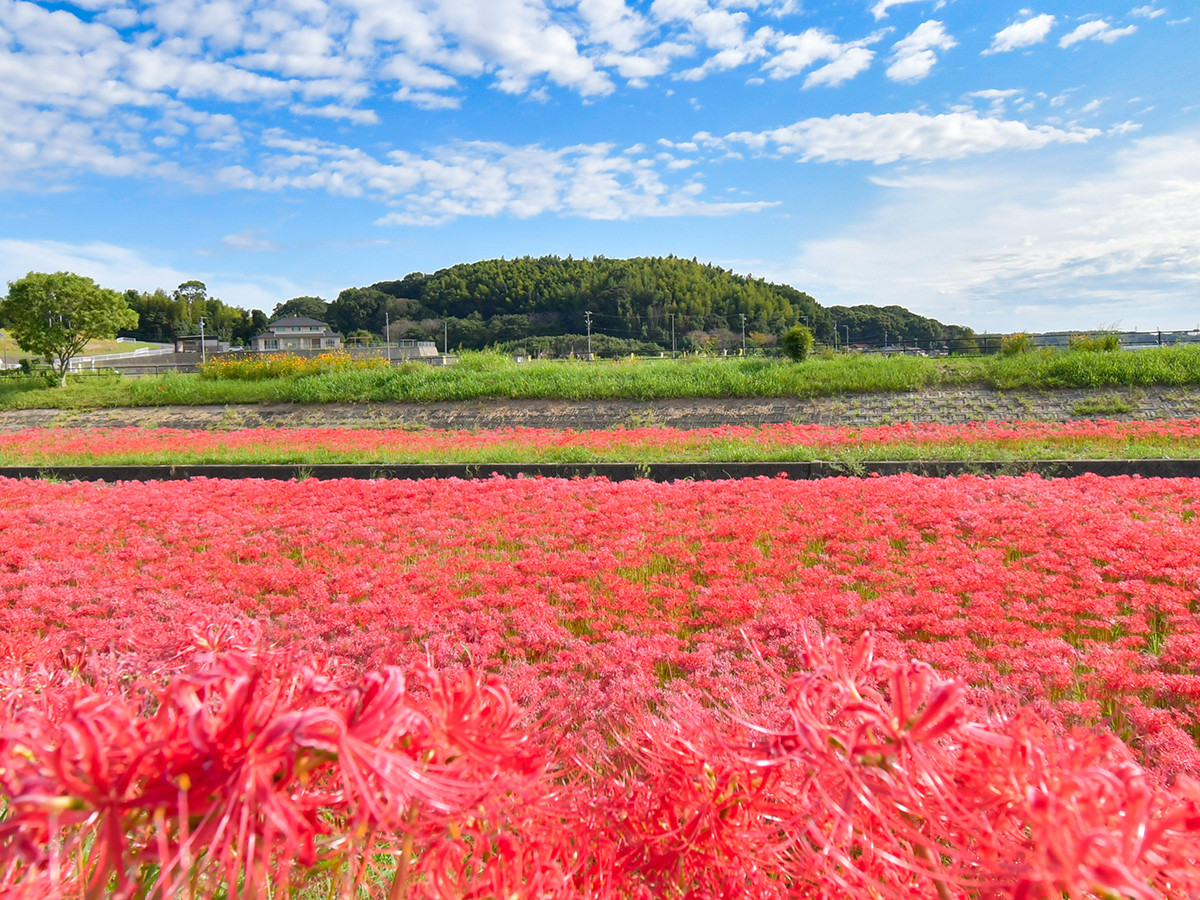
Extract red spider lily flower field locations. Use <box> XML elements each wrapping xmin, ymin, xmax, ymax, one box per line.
<box><xmin>3</xmin><ymin>472</ymin><xmax>1200</xmax><ymax>897</ymax></box>
<box><xmin>2</xmin><ymin>419</ymin><xmax>1200</xmax><ymax>465</ymax></box>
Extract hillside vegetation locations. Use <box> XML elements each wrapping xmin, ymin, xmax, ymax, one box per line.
<box><xmin>96</xmin><ymin>256</ymin><xmax>974</xmax><ymax>353</ymax></box>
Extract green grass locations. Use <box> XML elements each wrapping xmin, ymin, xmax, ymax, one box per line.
<box><xmin>0</xmin><ymin>337</ymin><xmax>166</xmax><ymax>357</ymax></box>
<box><xmin>3</xmin><ymin>432</ymin><xmax>1200</xmax><ymax>467</ymax></box>
<box><xmin>2</xmin><ymin>346</ymin><xmax>1200</xmax><ymax>409</ymax></box>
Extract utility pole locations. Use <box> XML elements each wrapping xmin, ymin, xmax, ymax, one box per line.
<box><xmin>444</xmin><ymin>320</ymin><xmax>449</xmax><ymax>356</ymax></box>
<box><xmin>385</xmin><ymin>312</ymin><xmax>391</xmax><ymax>363</ymax></box>
<box><xmin>670</xmin><ymin>313</ymin><xmax>676</xmax><ymax>358</ymax></box>
<box><xmin>584</xmin><ymin>311</ymin><xmax>593</xmax><ymax>359</ymax></box>
<box><xmin>844</xmin><ymin>325</ymin><xmax>849</xmax><ymax>350</ymax></box>
<box><xmin>198</xmin><ymin>316</ymin><xmax>206</xmax><ymax>365</ymax></box>
<box><xmin>740</xmin><ymin>313</ymin><xmax>746</xmax><ymax>355</ymax></box>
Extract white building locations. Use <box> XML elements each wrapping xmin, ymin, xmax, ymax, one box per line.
<box><xmin>250</xmin><ymin>317</ymin><xmax>343</xmax><ymax>351</ymax></box>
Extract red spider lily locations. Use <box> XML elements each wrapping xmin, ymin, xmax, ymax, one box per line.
<box><xmin>0</xmin><ymin>632</ymin><xmax>552</xmax><ymax>899</ymax></box>
<box><xmin>4</xmin><ymin>420</ymin><xmax>1200</xmax><ymax>466</ymax></box>
<box><xmin>4</xmin><ymin>471</ymin><xmax>1200</xmax><ymax>896</ymax></box>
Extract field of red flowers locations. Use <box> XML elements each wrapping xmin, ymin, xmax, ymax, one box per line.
<box><xmin>4</xmin><ymin>472</ymin><xmax>1200</xmax><ymax>897</ymax></box>
<box><xmin>2</xmin><ymin>419</ymin><xmax>1199</xmax><ymax>465</ymax></box>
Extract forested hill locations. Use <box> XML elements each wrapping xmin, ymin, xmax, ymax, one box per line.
<box><xmin>276</xmin><ymin>256</ymin><xmax>829</xmax><ymax>353</ymax></box>
<box><xmin>117</xmin><ymin>256</ymin><xmax>974</xmax><ymax>353</ymax></box>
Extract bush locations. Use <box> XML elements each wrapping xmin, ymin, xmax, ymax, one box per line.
<box><xmin>1001</xmin><ymin>333</ymin><xmax>1036</xmax><ymax>356</ymax></box>
<box><xmin>1069</xmin><ymin>332</ymin><xmax>1121</xmax><ymax>352</ymax></box>
<box><xmin>197</xmin><ymin>351</ymin><xmax>390</xmax><ymax>380</ymax></box>
<box><xmin>781</xmin><ymin>326</ymin><xmax>814</xmax><ymax>362</ymax></box>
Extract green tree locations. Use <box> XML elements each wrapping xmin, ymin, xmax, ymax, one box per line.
<box><xmin>781</xmin><ymin>325</ymin><xmax>814</xmax><ymax>362</ymax></box>
<box><xmin>272</xmin><ymin>296</ymin><xmax>330</xmax><ymax>321</ymax></box>
<box><xmin>2</xmin><ymin>272</ymin><xmax>139</xmax><ymax>386</ymax></box>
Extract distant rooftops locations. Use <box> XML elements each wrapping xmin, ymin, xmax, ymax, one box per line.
<box><xmin>266</xmin><ymin>317</ymin><xmax>331</xmax><ymax>329</ymax></box>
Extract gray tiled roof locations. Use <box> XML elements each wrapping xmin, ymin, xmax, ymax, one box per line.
<box><xmin>267</xmin><ymin>316</ymin><xmax>332</xmax><ymax>328</ymax></box>
<box><xmin>250</xmin><ymin>330</ymin><xmax>341</xmax><ymax>341</ymax></box>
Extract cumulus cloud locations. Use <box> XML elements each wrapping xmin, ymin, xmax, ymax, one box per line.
<box><xmin>1059</xmin><ymin>19</ymin><xmax>1138</xmax><ymax>48</ymax></box>
<box><xmin>216</xmin><ymin>132</ymin><xmax>775</xmax><ymax>224</ymax></box>
<box><xmin>698</xmin><ymin>110</ymin><xmax>1098</xmax><ymax>164</ymax></box>
<box><xmin>762</xmin><ymin>28</ymin><xmax>884</xmax><ymax>88</ymax></box>
<box><xmin>1129</xmin><ymin>6</ymin><xmax>1165</xmax><ymax>18</ymax></box>
<box><xmin>788</xmin><ymin>133</ymin><xmax>1200</xmax><ymax>331</ymax></box>
<box><xmin>646</xmin><ymin>0</ymin><xmax>884</xmax><ymax>87</ymax></box>
<box><xmin>885</xmin><ymin>20</ymin><xmax>955</xmax><ymax>83</ymax></box>
<box><xmin>984</xmin><ymin>13</ymin><xmax>1056</xmax><ymax>54</ymax></box>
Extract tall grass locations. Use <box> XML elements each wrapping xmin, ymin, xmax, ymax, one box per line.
<box><xmin>1</xmin><ymin>346</ymin><xmax>1198</xmax><ymax>408</ymax></box>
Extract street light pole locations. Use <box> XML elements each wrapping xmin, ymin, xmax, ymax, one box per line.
<box><xmin>585</xmin><ymin>310</ymin><xmax>593</xmax><ymax>359</ymax></box>
<box><xmin>198</xmin><ymin>317</ymin><xmax>206</xmax><ymax>365</ymax></box>
<box><xmin>385</xmin><ymin>312</ymin><xmax>391</xmax><ymax>363</ymax></box>
<box><xmin>740</xmin><ymin>313</ymin><xmax>746</xmax><ymax>355</ymax></box>
<box><xmin>670</xmin><ymin>313</ymin><xmax>676</xmax><ymax>358</ymax></box>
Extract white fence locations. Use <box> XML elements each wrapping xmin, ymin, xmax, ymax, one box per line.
<box><xmin>67</xmin><ymin>346</ymin><xmax>175</xmax><ymax>371</ymax></box>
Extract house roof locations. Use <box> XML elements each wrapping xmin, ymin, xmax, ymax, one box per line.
<box><xmin>250</xmin><ymin>330</ymin><xmax>342</xmax><ymax>341</ymax></box>
<box><xmin>267</xmin><ymin>316</ymin><xmax>331</xmax><ymax>328</ymax></box>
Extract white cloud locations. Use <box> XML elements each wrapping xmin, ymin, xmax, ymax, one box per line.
<box><xmin>217</xmin><ymin>132</ymin><xmax>776</xmax><ymax>223</ymax></box>
<box><xmin>0</xmin><ymin>238</ymin><xmax>314</xmax><ymax>311</ymax></box>
<box><xmin>870</xmin><ymin>0</ymin><xmax>924</xmax><ymax>21</ymax></box>
<box><xmin>0</xmin><ymin>239</ymin><xmax>191</xmax><ymax>292</ymax></box>
<box><xmin>886</xmin><ymin>20</ymin><xmax>955</xmax><ymax>83</ymax></box>
<box><xmin>1059</xmin><ymin>20</ymin><xmax>1138</xmax><ymax>48</ymax></box>
<box><xmin>804</xmin><ymin>48</ymin><xmax>876</xmax><ymax>88</ymax></box>
<box><xmin>970</xmin><ymin>89</ymin><xmax>1021</xmax><ymax>100</ymax></box>
<box><xmin>762</xmin><ymin>28</ymin><xmax>883</xmax><ymax>87</ymax></box>
<box><xmin>701</xmin><ymin>110</ymin><xmax>1099</xmax><ymax>164</ymax></box>
<box><xmin>984</xmin><ymin>13</ymin><xmax>1056</xmax><ymax>54</ymax></box>
<box><xmin>221</xmin><ymin>230</ymin><xmax>278</xmax><ymax>252</ymax></box>
<box><xmin>1129</xmin><ymin>6</ymin><xmax>1165</xmax><ymax>18</ymax></box>
<box><xmin>788</xmin><ymin>133</ymin><xmax>1200</xmax><ymax>331</ymax></box>
<box><xmin>290</xmin><ymin>103</ymin><xmax>378</xmax><ymax>124</ymax></box>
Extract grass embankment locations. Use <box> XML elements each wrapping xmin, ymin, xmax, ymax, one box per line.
<box><xmin>3</xmin><ymin>422</ymin><xmax>1200</xmax><ymax>466</ymax></box>
<box><xmin>2</xmin><ymin>346</ymin><xmax>1200</xmax><ymax>409</ymax></box>
<box><xmin>0</xmin><ymin>337</ymin><xmax>165</xmax><ymax>357</ymax></box>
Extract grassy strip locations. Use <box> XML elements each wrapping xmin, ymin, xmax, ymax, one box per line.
<box><xmin>3</xmin><ymin>435</ymin><xmax>1199</xmax><ymax>466</ymax></box>
<box><xmin>3</xmin><ymin>346</ymin><xmax>1200</xmax><ymax>409</ymax></box>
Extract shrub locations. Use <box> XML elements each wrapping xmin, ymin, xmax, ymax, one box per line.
<box><xmin>197</xmin><ymin>350</ymin><xmax>390</xmax><ymax>380</ymax></box>
<box><xmin>1069</xmin><ymin>332</ymin><xmax>1121</xmax><ymax>352</ymax></box>
<box><xmin>1001</xmin><ymin>333</ymin><xmax>1036</xmax><ymax>356</ymax></box>
<box><xmin>781</xmin><ymin>326</ymin><xmax>814</xmax><ymax>362</ymax></box>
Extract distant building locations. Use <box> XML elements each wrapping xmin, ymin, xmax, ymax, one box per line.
<box><xmin>250</xmin><ymin>317</ymin><xmax>343</xmax><ymax>351</ymax></box>
<box><xmin>174</xmin><ymin>335</ymin><xmax>230</xmax><ymax>353</ymax></box>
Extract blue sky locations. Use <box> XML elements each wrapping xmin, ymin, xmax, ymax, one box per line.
<box><xmin>1</xmin><ymin>0</ymin><xmax>1196</xmax><ymax>332</ymax></box>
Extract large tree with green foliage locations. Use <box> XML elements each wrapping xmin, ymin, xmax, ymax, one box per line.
<box><xmin>121</xmin><ymin>283</ymin><xmax>267</xmax><ymax>346</ymax></box>
<box><xmin>2</xmin><ymin>271</ymin><xmax>139</xmax><ymax>386</ymax></box>
<box><xmin>271</xmin><ymin>296</ymin><xmax>330</xmax><ymax>322</ymax></box>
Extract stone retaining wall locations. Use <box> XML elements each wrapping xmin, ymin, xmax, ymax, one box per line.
<box><xmin>3</xmin><ymin>386</ymin><xmax>1200</xmax><ymax>431</ymax></box>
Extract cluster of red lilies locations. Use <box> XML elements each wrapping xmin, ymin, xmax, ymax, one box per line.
<box><xmin>2</xmin><ymin>471</ymin><xmax>1200</xmax><ymax>896</ymax></box>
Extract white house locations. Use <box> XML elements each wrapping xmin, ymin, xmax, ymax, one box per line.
<box><xmin>250</xmin><ymin>317</ymin><xmax>343</xmax><ymax>351</ymax></box>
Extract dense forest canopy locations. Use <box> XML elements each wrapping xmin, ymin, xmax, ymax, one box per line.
<box><xmin>310</xmin><ymin>255</ymin><xmax>836</xmax><ymax>352</ymax></box>
<box><xmin>91</xmin><ymin>256</ymin><xmax>973</xmax><ymax>353</ymax></box>
<box><xmin>119</xmin><ymin>281</ymin><xmax>267</xmax><ymax>345</ymax></box>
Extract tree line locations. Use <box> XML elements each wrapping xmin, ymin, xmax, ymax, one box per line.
<box><xmin>6</xmin><ymin>257</ymin><xmax>976</xmax><ymax>359</ymax></box>
<box><xmin>119</xmin><ymin>281</ymin><xmax>268</xmax><ymax>345</ymax></box>
<box><xmin>272</xmin><ymin>256</ymin><xmax>974</xmax><ymax>354</ymax></box>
